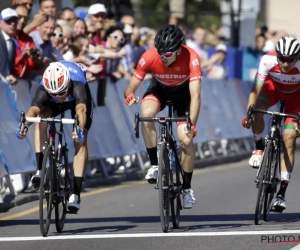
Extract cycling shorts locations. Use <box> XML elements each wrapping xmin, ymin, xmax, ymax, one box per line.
<box><xmin>258</xmin><ymin>77</ymin><xmax>300</xmax><ymax>129</ymax></box>
<box><xmin>142</xmin><ymin>77</ymin><xmax>190</xmax><ymax>118</ymax></box>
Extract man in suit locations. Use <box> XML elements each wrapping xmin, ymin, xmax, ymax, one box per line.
<box><xmin>0</xmin><ymin>8</ymin><xmax>18</xmax><ymax>84</ymax></box>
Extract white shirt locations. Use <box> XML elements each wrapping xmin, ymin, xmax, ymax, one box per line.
<box><xmin>1</xmin><ymin>30</ymin><xmax>12</xmax><ymax>55</ymax></box>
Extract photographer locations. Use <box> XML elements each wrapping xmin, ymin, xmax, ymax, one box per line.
<box><xmin>13</xmin><ymin>4</ymin><xmax>47</xmax><ymax>79</ymax></box>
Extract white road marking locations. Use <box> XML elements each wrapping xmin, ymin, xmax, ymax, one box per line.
<box><xmin>1</xmin><ymin>230</ymin><xmax>300</xmax><ymax>241</ymax></box>
<box><xmin>290</xmin><ymin>244</ymin><xmax>300</xmax><ymax>250</ymax></box>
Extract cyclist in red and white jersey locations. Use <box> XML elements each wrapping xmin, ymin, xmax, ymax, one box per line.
<box><xmin>242</xmin><ymin>36</ymin><xmax>300</xmax><ymax>212</ymax></box>
<box><xmin>124</xmin><ymin>25</ymin><xmax>201</xmax><ymax>209</ymax></box>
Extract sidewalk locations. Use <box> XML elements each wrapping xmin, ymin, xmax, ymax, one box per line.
<box><xmin>0</xmin><ymin>151</ymin><xmax>251</xmax><ymax>213</ymax></box>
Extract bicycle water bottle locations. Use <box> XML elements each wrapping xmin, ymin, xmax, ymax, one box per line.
<box><xmin>169</xmin><ymin>150</ymin><xmax>175</xmax><ymax>172</ymax></box>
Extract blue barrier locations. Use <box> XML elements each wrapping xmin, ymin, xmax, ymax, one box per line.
<box><xmin>0</xmin><ymin>78</ymin><xmax>257</xmax><ymax>175</ymax></box>
<box><xmin>0</xmin><ymin>81</ymin><xmax>36</xmax><ymax>174</ymax></box>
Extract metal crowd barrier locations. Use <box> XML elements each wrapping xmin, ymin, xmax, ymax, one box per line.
<box><xmin>0</xmin><ymin>78</ymin><xmax>256</xmax><ymax>200</ymax></box>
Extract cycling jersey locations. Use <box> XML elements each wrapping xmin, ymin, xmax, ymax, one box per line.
<box><xmin>32</xmin><ymin>60</ymin><xmax>93</xmax><ymax>130</ymax></box>
<box><xmin>255</xmin><ymin>51</ymin><xmax>300</xmax><ymax>93</ymax></box>
<box><xmin>256</xmin><ymin>51</ymin><xmax>300</xmax><ymax>128</ymax></box>
<box><xmin>134</xmin><ymin>45</ymin><xmax>201</xmax><ymax>87</ymax></box>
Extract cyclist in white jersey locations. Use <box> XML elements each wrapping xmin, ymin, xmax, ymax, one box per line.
<box><xmin>242</xmin><ymin>36</ymin><xmax>300</xmax><ymax>212</ymax></box>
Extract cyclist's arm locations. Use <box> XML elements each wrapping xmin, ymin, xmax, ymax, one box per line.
<box><xmin>247</xmin><ymin>54</ymin><xmax>269</xmax><ymax>109</ymax></box>
<box><xmin>189</xmin><ymin>80</ymin><xmax>201</xmax><ymax>125</ymax></box>
<box><xmin>72</xmin><ymin>81</ymin><xmax>87</xmax><ymax>129</ymax></box>
<box><xmin>247</xmin><ymin>79</ymin><xmax>264</xmax><ymax>109</ymax></box>
<box><xmin>124</xmin><ymin>76</ymin><xmax>142</xmax><ymax>98</ymax></box>
<box><xmin>25</xmin><ymin>86</ymin><xmax>49</xmax><ymax>126</ymax></box>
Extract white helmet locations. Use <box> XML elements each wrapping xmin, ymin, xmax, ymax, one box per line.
<box><xmin>43</xmin><ymin>62</ymin><xmax>70</xmax><ymax>94</ymax></box>
<box><xmin>276</xmin><ymin>36</ymin><xmax>300</xmax><ymax>57</ymax></box>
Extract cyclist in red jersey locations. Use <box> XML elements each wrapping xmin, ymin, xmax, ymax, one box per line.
<box><xmin>242</xmin><ymin>36</ymin><xmax>300</xmax><ymax>212</ymax></box>
<box><xmin>124</xmin><ymin>25</ymin><xmax>201</xmax><ymax>209</ymax></box>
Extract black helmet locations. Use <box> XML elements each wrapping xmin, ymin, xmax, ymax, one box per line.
<box><xmin>154</xmin><ymin>25</ymin><xmax>185</xmax><ymax>53</ymax></box>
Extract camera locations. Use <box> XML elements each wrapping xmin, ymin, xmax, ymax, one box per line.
<box><xmin>30</xmin><ymin>48</ymin><xmax>40</xmax><ymax>57</ymax></box>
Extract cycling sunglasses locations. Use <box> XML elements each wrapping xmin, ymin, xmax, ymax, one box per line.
<box><xmin>158</xmin><ymin>51</ymin><xmax>176</xmax><ymax>58</ymax></box>
<box><xmin>278</xmin><ymin>56</ymin><xmax>298</xmax><ymax>63</ymax></box>
<box><xmin>50</xmin><ymin>90</ymin><xmax>68</xmax><ymax>98</ymax></box>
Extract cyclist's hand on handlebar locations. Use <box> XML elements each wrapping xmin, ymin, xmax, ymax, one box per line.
<box><xmin>184</xmin><ymin>123</ymin><xmax>197</xmax><ymax>138</ymax></box>
<box><xmin>241</xmin><ymin>116</ymin><xmax>253</xmax><ymax>129</ymax></box>
<box><xmin>125</xmin><ymin>93</ymin><xmax>139</xmax><ymax>106</ymax></box>
<box><xmin>15</xmin><ymin>124</ymin><xmax>28</xmax><ymax>140</ymax></box>
<box><xmin>72</xmin><ymin>126</ymin><xmax>84</xmax><ymax>143</ymax></box>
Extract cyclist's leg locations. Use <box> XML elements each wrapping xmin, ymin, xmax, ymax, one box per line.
<box><xmin>142</xmin><ymin>79</ymin><xmax>166</xmax><ymax>182</ymax></box>
<box><xmin>31</xmin><ymin>104</ymin><xmax>56</xmax><ymax>186</ymax></box>
<box><xmin>273</xmin><ymin>91</ymin><xmax>300</xmax><ymax>210</ymax></box>
<box><xmin>69</xmin><ymin>87</ymin><xmax>93</xmax><ymax>211</ymax></box>
<box><xmin>249</xmin><ymin>79</ymin><xmax>275</xmax><ymax>168</ymax></box>
<box><xmin>173</xmin><ymin>84</ymin><xmax>196</xmax><ymax>208</ymax></box>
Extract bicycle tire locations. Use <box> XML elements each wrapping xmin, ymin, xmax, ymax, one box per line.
<box><xmin>55</xmin><ymin>146</ymin><xmax>70</xmax><ymax>233</ymax></box>
<box><xmin>39</xmin><ymin>145</ymin><xmax>54</xmax><ymax>237</ymax></box>
<box><xmin>263</xmin><ymin>142</ymin><xmax>280</xmax><ymax>221</ymax></box>
<box><xmin>254</xmin><ymin>140</ymin><xmax>272</xmax><ymax>225</ymax></box>
<box><xmin>171</xmin><ymin>151</ymin><xmax>181</xmax><ymax>229</ymax></box>
<box><xmin>158</xmin><ymin>142</ymin><xmax>170</xmax><ymax>232</ymax></box>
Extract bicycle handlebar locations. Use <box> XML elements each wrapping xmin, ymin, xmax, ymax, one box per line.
<box><xmin>246</xmin><ymin>104</ymin><xmax>300</xmax><ymax>123</ymax></box>
<box><xmin>134</xmin><ymin>111</ymin><xmax>192</xmax><ymax>139</ymax></box>
<box><xmin>26</xmin><ymin>117</ymin><xmax>76</xmax><ymax>124</ymax></box>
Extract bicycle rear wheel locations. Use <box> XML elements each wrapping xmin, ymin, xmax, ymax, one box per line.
<box><xmin>263</xmin><ymin>143</ymin><xmax>280</xmax><ymax>221</ymax></box>
<box><xmin>254</xmin><ymin>140</ymin><xmax>272</xmax><ymax>225</ymax></box>
<box><xmin>55</xmin><ymin>146</ymin><xmax>70</xmax><ymax>233</ymax></box>
<box><xmin>39</xmin><ymin>145</ymin><xmax>54</xmax><ymax>237</ymax></box>
<box><xmin>158</xmin><ymin>142</ymin><xmax>170</xmax><ymax>232</ymax></box>
<box><xmin>170</xmin><ymin>151</ymin><xmax>181</xmax><ymax>229</ymax></box>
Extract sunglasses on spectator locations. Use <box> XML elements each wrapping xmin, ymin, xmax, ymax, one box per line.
<box><xmin>5</xmin><ymin>17</ymin><xmax>18</xmax><ymax>24</ymax></box>
<box><xmin>18</xmin><ymin>15</ymin><xmax>29</xmax><ymax>22</ymax></box>
<box><xmin>51</xmin><ymin>32</ymin><xmax>64</xmax><ymax>39</ymax></box>
<box><xmin>158</xmin><ymin>51</ymin><xmax>176</xmax><ymax>58</ymax></box>
<box><xmin>110</xmin><ymin>34</ymin><xmax>125</xmax><ymax>43</ymax></box>
<box><xmin>50</xmin><ymin>90</ymin><xmax>68</xmax><ymax>98</ymax></box>
<box><xmin>278</xmin><ymin>56</ymin><xmax>297</xmax><ymax>63</ymax></box>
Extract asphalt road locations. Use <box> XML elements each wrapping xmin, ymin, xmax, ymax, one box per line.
<box><xmin>2</xmin><ymin>155</ymin><xmax>300</xmax><ymax>250</ymax></box>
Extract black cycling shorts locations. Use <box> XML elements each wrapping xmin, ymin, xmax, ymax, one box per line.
<box><xmin>142</xmin><ymin>77</ymin><xmax>190</xmax><ymax>117</ymax></box>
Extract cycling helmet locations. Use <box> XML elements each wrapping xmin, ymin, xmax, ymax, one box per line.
<box><xmin>43</xmin><ymin>62</ymin><xmax>70</xmax><ymax>94</ymax></box>
<box><xmin>154</xmin><ymin>25</ymin><xmax>185</xmax><ymax>53</ymax></box>
<box><xmin>276</xmin><ymin>36</ymin><xmax>300</xmax><ymax>57</ymax></box>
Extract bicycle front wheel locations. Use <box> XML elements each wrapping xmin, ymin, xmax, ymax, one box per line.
<box><xmin>55</xmin><ymin>146</ymin><xmax>70</xmax><ymax>233</ymax></box>
<box><xmin>263</xmin><ymin>141</ymin><xmax>280</xmax><ymax>221</ymax></box>
<box><xmin>170</xmin><ymin>151</ymin><xmax>181</xmax><ymax>229</ymax></box>
<box><xmin>254</xmin><ymin>140</ymin><xmax>272</xmax><ymax>225</ymax></box>
<box><xmin>39</xmin><ymin>145</ymin><xmax>54</xmax><ymax>237</ymax></box>
<box><xmin>158</xmin><ymin>142</ymin><xmax>170</xmax><ymax>232</ymax></box>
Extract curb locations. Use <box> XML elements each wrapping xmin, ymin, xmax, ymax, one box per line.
<box><xmin>0</xmin><ymin>151</ymin><xmax>251</xmax><ymax>214</ymax></box>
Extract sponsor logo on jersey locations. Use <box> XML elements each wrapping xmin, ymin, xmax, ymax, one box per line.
<box><xmin>175</xmin><ymin>66</ymin><xmax>180</xmax><ymax>71</ymax></box>
<box><xmin>272</xmin><ymin>75</ymin><xmax>300</xmax><ymax>84</ymax></box>
<box><xmin>192</xmin><ymin>58</ymin><xmax>199</xmax><ymax>67</ymax></box>
<box><xmin>139</xmin><ymin>58</ymin><xmax>145</xmax><ymax>67</ymax></box>
<box><xmin>155</xmin><ymin>74</ymin><xmax>187</xmax><ymax>79</ymax></box>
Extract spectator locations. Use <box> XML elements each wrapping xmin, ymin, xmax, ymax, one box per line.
<box><xmin>60</xmin><ymin>24</ymin><xmax>73</xmax><ymax>58</ymax></box>
<box><xmin>168</xmin><ymin>0</ymin><xmax>185</xmax><ymax>25</ymax></box>
<box><xmin>22</xmin><ymin>0</ymin><xmax>50</xmax><ymax>34</ymax></box>
<box><xmin>0</xmin><ymin>8</ymin><xmax>19</xmax><ymax>85</ymax></box>
<box><xmin>13</xmin><ymin>4</ymin><xmax>45</xmax><ymax>79</ymax></box>
<box><xmin>50</xmin><ymin>24</ymin><xmax>64</xmax><ymax>61</ymax></box>
<box><xmin>120</xmin><ymin>15</ymin><xmax>135</xmax><ymax>28</ymax></box>
<box><xmin>29</xmin><ymin>15</ymin><xmax>55</xmax><ymax>60</ymax></box>
<box><xmin>12</xmin><ymin>0</ymin><xmax>34</xmax><ymax>13</ymax></box>
<box><xmin>186</xmin><ymin>26</ymin><xmax>209</xmax><ymax>64</ymax></box>
<box><xmin>205</xmin><ymin>43</ymin><xmax>228</xmax><ymax>79</ymax></box>
<box><xmin>38</xmin><ymin>0</ymin><xmax>56</xmax><ymax>16</ymax></box>
<box><xmin>242</xmin><ymin>34</ymin><xmax>267</xmax><ymax>82</ymax></box>
<box><xmin>118</xmin><ymin>23</ymin><xmax>133</xmax><ymax>78</ymax></box>
<box><xmin>113</xmin><ymin>0</ymin><xmax>134</xmax><ymax>21</ymax></box>
<box><xmin>72</xmin><ymin>18</ymin><xmax>87</xmax><ymax>37</ymax></box>
<box><xmin>58</xmin><ymin>7</ymin><xmax>76</xmax><ymax>24</ymax></box>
